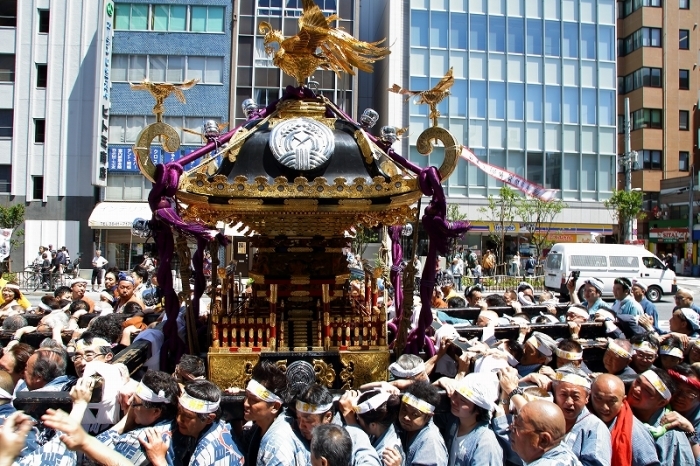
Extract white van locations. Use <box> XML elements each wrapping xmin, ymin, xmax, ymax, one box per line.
<box><xmin>544</xmin><ymin>243</ymin><xmax>676</xmax><ymax>302</ymax></box>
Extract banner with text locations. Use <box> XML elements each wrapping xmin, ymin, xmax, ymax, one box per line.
<box><xmin>108</xmin><ymin>145</ymin><xmax>218</xmax><ymax>172</ymax></box>
<box><xmin>459</xmin><ymin>146</ymin><xmax>558</xmax><ymax>201</ymax></box>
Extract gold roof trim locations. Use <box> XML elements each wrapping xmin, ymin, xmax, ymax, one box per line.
<box><xmin>182</xmin><ymin>173</ymin><xmax>417</xmax><ymax>199</ymax></box>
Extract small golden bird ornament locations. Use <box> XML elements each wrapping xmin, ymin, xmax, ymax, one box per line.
<box><xmin>258</xmin><ymin>0</ymin><xmax>390</xmax><ymax>85</ymax></box>
<box><xmin>130</xmin><ymin>78</ymin><xmax>199</xmax><ymax>120</ymax></box>
<box><xmin>388</xmin><ymin>67</ymin><xmax>454</xmax><ymax>127</ymax></box>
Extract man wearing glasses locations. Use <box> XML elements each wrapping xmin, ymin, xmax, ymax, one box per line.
<box><xmin>673</xmin><ymin>288</ymin><xmax>700</xmax><ymax>315</ymax></box>
<box><xmin>71</xmin><ymin>333</ymin><xmax>113</xmax><ymax>378</ymax></box>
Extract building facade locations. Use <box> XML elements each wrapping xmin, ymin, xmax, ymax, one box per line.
<box><xmin>364</xmin><ymin>0</ymin><xmax>618</xmax><ymax>258</ymax></box>
<box><xmin>97</xmin><ymin>0</ymin><xmax>232</xmax><ymax>269</ymax></box>
<box><xmin>0</xmin><ymin>0</ymin><xmax>105</xmax><ymax>270</ymax></box>
<box><xmin>617</xmin><ymin>0</ymin><xmax>699</xmax><ymax>266</ymax></box>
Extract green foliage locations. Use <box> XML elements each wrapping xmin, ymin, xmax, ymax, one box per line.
<box><xmin>517</xmin><ymin>197</ymin><xmax>567</xmax><ymax>258</ymax></box>
<box><xmin>604</xmin><ymin>190</ymin><xmax>645</xmax><ymax>243</ymax></box>
<box><xmin>446</xmin><ymin>204</ymin><xmax>468</xmax><ymax>261</ymax></box>
<box><xmin>0</xmin><ymin>204</ymin><xmax>25</xmax><ymax>270</ymax></box>
<box><xmin>478</xmin><ymin>186</ymin><xmax>520</xmax><ymax>272</ymax></box>
<box><xmin>351</xmin><ymin>225</ymin><xmax>379</xmax><ymax>256</ymax></box>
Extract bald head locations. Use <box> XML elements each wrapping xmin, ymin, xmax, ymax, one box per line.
<box><xmin>591</xmin><ymin>374</ymin><xmax>626</xmax><ymax>423</ymax></box>
<box><xmin>522</xmin><ymin>400</ymin><xmax>566</xmax><ymax>439</ymax></box>
<box><xmin>592</xmin><ymin>374</ymin><xmax>625</xmax><ymax>396</ymax></box>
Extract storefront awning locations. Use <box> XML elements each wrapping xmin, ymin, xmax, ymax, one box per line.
<box><xmin>88</xmin><ymin>202</ymin><xmax>153</xmax><ymax>229</ymax></box>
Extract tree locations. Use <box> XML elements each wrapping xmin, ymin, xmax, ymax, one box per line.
<box><xmin>0</xmin><ymin>204</ymin><xmax>25</xmax><ymax>273</ymax></box>
<box><xmin>604</xmin><ymin>190</ymin><xmax>645</xmax><ymax>244</ymax></box>
<box><xmin>350</xmin><ymin>224</ymin><xmax>379</xmax><ymax>256</ymax></box>
<box><xmin>478</xmin><ymin>186</ymin><xmax>520</xmax><ymax>273</ymax></box>
<box><xmin>446</xmin><ymin>203</ymin><xmax>468</xmax><ymax>261</ymax></box>
<box><xmin>517</xmin><ymin>197</ymin><xmax>567</xmax><ymax>259</ymax></box>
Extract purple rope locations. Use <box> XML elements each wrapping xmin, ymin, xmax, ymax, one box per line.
<box><xmin>388</xmin><ymin>226</ymin><xmax>404</xmax><ymax>328</ymax></box>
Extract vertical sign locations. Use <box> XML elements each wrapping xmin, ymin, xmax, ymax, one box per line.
<box><xmin>92</xmin><ymin>0</ymin><xmax>114</xmax><ymax>187</ymax></box>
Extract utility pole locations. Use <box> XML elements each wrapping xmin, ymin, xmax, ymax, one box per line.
<box><xmin>619</xmin><ymin>98</ymin><xmax>638</xmax><ymax>243</ymax></box>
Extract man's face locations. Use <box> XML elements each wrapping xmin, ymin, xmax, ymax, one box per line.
<box><xmin>0</xmin><ymin>352</ymin><xmax>16</xmax><ymax>375</ymax></box>
<box><xmin>467</xmin><ymin>291</ymin><xmax>482</xmax><ymax>306</ymax></box>
<box><xmin>450</xmin><ymin>392</ymin><xmax>477</xmax><ymax>419</ymax></box>
<box><xmin>176</xmin><ymin>405</ymin><xmax>211</xmax><ymax>438</ymax></box>
<box><xmin>675</xmin><ymin>292</ymin><xmax>693</xmax><ymax>309</ymax></box>
<box><xmin>565</xmin><ymin>311</ymin><xmax>587</xmax><ymax>324</ymax></box>
<box><xmin>23</xmin><ymin>354</ymin><xmax>44</xmax><ymax>391</ymax></box>
<box><xmin>612</xmin><ymin>284</ymin><xmax>628</xmax><ymax>301</ymax></box>
<box><xmin>669</xmin><ymin>310</ymin><xmax>689</xmax><ymax>333</ymax></box>
<box><xmin>73</xmin><ymin>342</ymin><xmax>110</xmax><ymax>377</ymax></box>
<box><xmin>398</xmin><ymin>401</ymin><xmax>430</xmax><ymax>432</ymax></box>
<box><xmin>503</xmin><ymin>292</ymin><xmax>515</xmax><ymax>304</ymax></box>
<box><xmin>1</xmin><ymin>288</ymin><xmax>14</xmax><ymax>302</ymax></box>
<box><xmin>671</xmin><ymin>379</ymin><xmax>700</xmax><ymax>414</ymax></box>
<box><xmin>130</xmin><ymin>394</ymin><xmax>162</xmax><ymax>426</ymax></box>
<box><xmin>95</xmin><ymin>250</ymin><xmax>101</xmax><ymax>257</ymax></box>
<box><xmin>591</xmin><ymin>384</ymin><xmax>624</xmax><ymax>424</ymax></box>
<box><xmin>509</xmin><ymin>411</ymin><xmax>542</xmax><ymax>464</ymax></box>
<box><xmin>553</xmin><ymin>382</ymin><xmax>589</xmax><ymax>421</ymax></box>
<box><xmin>603</xmin><ymin>350</ymin><xmax>630</xmax><ymax>375</ymax></box>
<box><xmin>296</xmin><ymin>411</ymin><xmax>331</xmax><ymax>441</ymax></box>
<box><xmin>131</xmin><ymin>272</ymin><xmax>143</xmax><ymax>287</ymax></box>
<box><xmin>631</xmin><ymin>350</ymin><xmax>656</xmax><ymax>372</ymax></box>
<box><xmin>631</xmin><ymin>285</ymin><xmax>645</xmax><ymax>301</ymax></box>
<box><xmin>105</xmin><ymin>274</ymin><xmax>116</xmax><ymax>289</ymax></box>
<box><xmin>118</xmin><ymin>281</ymin><xmax>134</xmax><ymax>300</ymax></box>
<box><xmin>628</xmin><ymin>375</ymin><xmax>666</xmax><ymax>411</ymax></box>
<box><xmin>72</xmin><ymin>282</ymin><xmax>87</xmax><ymax>298</ymax></box>
<box><xmin>243</xmin><ymin>393</ymin><xmax>276</xmax><ymax>423</ymax></box>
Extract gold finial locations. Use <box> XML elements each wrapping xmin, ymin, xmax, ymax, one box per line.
<box><xmin>129</xmin><ymin>78</ymin><xmax>199</xmax><ymax>122</ymax></box>
<box><xmin>258</xmin><ymin>0</ymin><xmax>389</xmax><ymax>86</ymax></box>
<box><xmin>388</xmin><ymin>67</ymin><xmax>454</xmax><ymax>127</ymax></box>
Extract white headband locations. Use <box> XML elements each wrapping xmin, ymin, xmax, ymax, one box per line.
<box><xmin>37</xmin><ymin>302</ymin><xmax>53</xmax><ymax>311</ymax></box>
<box><xmin>607</xmin><ymin>339</ymin><xmax>632</xmax><ymax>359</ymax></box>
<box><xmin>76</xmin><ymin>337</ymin><xmax>112</xmax><ymax>352</ymax></box>
<box><xmin>179</xmin><ymin>393</ymin><xmax>220</xmax><ymax>414</ymax></box>
<box><xmin>566</xmin><ymin>307</ymin><xmax>589</xmax><ymax>320</ymax></box>
<box><xmin>554</xmin><ymin>347</ymin><xmax>583</xmax><ymax>361</ymax></box>
<box><xmin>355</xmin><ymin>391</ymin><xmax>391</xmax><ymax>414</ymax></box>
<box><xmin>527</xmin><ymin>336</ymin><xmax>553</xmax><ymax>357</ymax></box>
<box><xmin>246</xmin><ymin>379</ymin><xmax>283</xmax><ymax>404</ymax></box>
<box><xmin>641</xmin><ymin>370</ymin><xmax>672</xmax><ymax>400</ymax></box>
<box><xmin>633</xmin><ymin>341</ymin><xmax>657</xmax><ymax>354</ymax></box>
<box><xmin>295</xmin><ymin>399</ymin><xmax>333</xmax><ymax>414</ymax></box>
<box><xmin>402</xmin><ymin>393</ymin><xmax>435</xmax><ymax>414</ymax></box>
<box><xmin>135</xmin><ymin>382</ymin><xmax>170</xmax><ymax>404</ymax></box>
<box><xmin>659</xmin><ymin>346</ymin><xmax>684</xmax><ymax>359</ymax></box>
<box><xmin>389</xmin><ymin>362</ymin><xmax>425</xmax><ymax>379</ymax></box>
<box><xmin>552</xmin><ymin>371</ymin><xmax>591</xmax><ymax>389</ymax></box>
<box><xmin>3</xmin><ymin>284</ymin><xmax>19</xmax><ymax>291</ymax></box>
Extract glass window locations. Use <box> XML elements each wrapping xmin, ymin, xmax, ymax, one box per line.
<box><xmin>131</xmin><ymin>4</ymin><xmax>148</xmax><ymax>30</ymax></box>
<box><xmin>471</xmin><ymin>15</ymin><xmax>487</xmax><ymax>51</ymax></box>
<box><xmin>562</xmin><ymin>23</ymin><xmax>578</xmax><ymax>58</ymax></box>
<box><xmin>187</xmin><ymin>57</ymin><xmax>205</xmax><ymax>82</ymax></box>
<box><xmin>34</xmin><ymin>119</ymin><xmax>45</xmax><ymax>143</ymax></box>
<box><xmin>450</xmin><ymin>79</ymin><xmax>467</xmax><ymax>117</ymax></box>
<box><xmin>488</xmin><ymin>150</ymin><xmax>506</xmax><ymax>187</ymax></box>
<box><xmin>563</xmin><ymin>153</ymin><xmax>579</xmax><ymax>190</ymax></box>
<box><xmin>109</xmin><ymin>116</ymin><xmax>126</xmax><ymax>143</ymax></box>
<box><xmin>204</xmin><ymin>57</ymin><xmax>223</xmax><ymax>84</ymax></box>
<box><xmin>508</xmin><ymin>151</ymin><xmax>525</xmax><ymax>177</ymax></box>
<box><xmin>153</xmin><ymin>5</ymin><xmax>169</xmax><ymax>31</ymax></box>
<box><xmin>149</xmin><ymin>55</ymin><xmax>167</xmax><ymax>82</ymax></box>
<box><xmin>112</xmin><ymin>55</ymin><xmax>128</xmax><ymax>81</ymax></box>
<box><xmin>0</xmin><ymin>55</ymin><xmax>14</xmax><ymax>83</ymax></box>
<box><xmin>680</xmin><ymin>69</ymin><xmax>690</xmax><ymax>90</ymax></box>
<box><xmin>167</xmin><ymin>57</ymin><xmax>185</xmax><ymax>82</ymax></box>
<box><xmin>489</xmin><ymin>82</ymin><xmax>506</xmax><ymax>119</ymax></box>
<box><xmin>115</xmin><ymin>3</ymin><xmax>130</xmax><ymax>30</ymax></box>
<box><xmin>527</xmin><ymin>152</ymin><xmax>544</xmax><ymax>186</ymax></box>
<box><xmin>170</xmin><ymin>6</ymin><xmax>186</xmax><ymax>31</ymax></box>
<box><xmin>411</xmin><ymin>10</ymin><xmax>429</xmax><ymax>47</ymax></box>
<box><xmin>508</xmin><ymin>17</ymin><xmax>524</xmax><ymax>54</ymax></box>
<box><xmin>563</xmin><ymin>87</ymin><xmax>578</xmax><ymax>124</ymax></box>
<box><xmin>642</xmin><ymin>150</ymin><xmax>662</xmax><ymax>170</ymax></box>
<box><xmin>680</xmin><ymin>29</ymin><xmax>690</xmax><ymax>50</ymax></box>
<box><xmin>469</xmin><ymin>149</ymin><xmax>487</xmax><ymax>187</ymax></box>
<box><xmin>450</xmin><ymin>13</ymin><xmax>468</xmax><ymax>49</ymax></box>
<box><xmin>545</xmin><ymin>152</ymin><xmax>561</xmax><ymax>189</ymax></box>
<box><xmin>599</xmin><ymin>90</ymin><xmax>615</xmax><ymax>126</ymax></box>
<box><xmin>508</xmin><ymin>83</ymin><xmax>524</xmax><ymax>120</ymax></box>
<box><xmin>128</xmin><ymin>55</ymin><xmax>147</xmax><ymax>82</ymax></box>
<box><xmin>581</xmin><ymin>154</ymin><xmax>596</xmax><ymax>190</ymax></box>
<box><xmin>545</xmin><ymin>86</ymin><xmax>560</xmax><ymax>122</ymax></box>
<box><xmin>207</xmin><ymin>6</ymin><xmax>225</xmax><ymax>32</ymax></box>
<box><xmin>526</xmin><ymin>85</ymin><xmax>542</xmax><ymax>121</ymax></box>
<box><xmin>680</xmin><ymin>110</ymin><xmax>690</xmax><ymax>130</ymax></box>
<box><xmin>0</xmin><ymin>165</ymin><xmax>10</xmax><ymax>193</ymax></box>
<box><xmin>581</xmin><ymin>88</ymin><xmax>596</xmax><ymax>125</ymax></box>
<box><xmin>36</xmin><ymin>64</ymin><xmax>47</xmax><ymax>88</ymax></box>
<box><xmin>581</xmin><ymin>24</ymin><xmax>596</xmax><ymax>59</ymax></box>
<box><xmin>680</xmin><ymin>0</ymin><xmax>690</xmax><ymax>9</ymax></box>
<box><xmin>526</xmin><ymin>19</ymin><xmax>542</xmax><ymax>55</ymax></box>
<box><xmin>191</xmin><ymin>6</ymin><xmax>207</xmax><ymax>32</ymax></box>
<box><xmin>680</xmin><ymin>151</ymin><xmax>690</xmax><ymax>171</ymax></box>
<box><xmin>489</xmin><ymin>16</ymin><xmax>506</xmax><ymax>52</ymax></box>
<box><xmin>431</xmin><ymin>11</ymin><xmax>448</xmax><ymax>48</ymax></box>
<box><xmin>598</xmin><ymin>25</ymin><xmax>614</xmax><ymax>61</ymax></box>
<box><xmin>470</xmin><ymin>81</ymin><xmax>487</xmax><ymax>118</ymax></box>
<box><xmin>544</xmin><ymin>21</ymin><xmax>559</xmax><ymax>56</ymax></box>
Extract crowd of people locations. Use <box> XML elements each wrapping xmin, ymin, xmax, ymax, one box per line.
<box><xmin>0</xmin><ymin>253</ymin><xmax>695</xmax><ymax>465</ymax></box>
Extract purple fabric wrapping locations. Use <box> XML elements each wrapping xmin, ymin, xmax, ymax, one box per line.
<box><xmin>191</xmin><ymin>238</ymin><xmax>207</xmax><ymax>324</ymax></box>
<box><xmin>388</xmin><ymin>226</ymin><xmax>404</xmax><ymax>327</ymax></box>
<box><xmin>404</xmin><ymin>166</ymin><xmax>470</xmax><ymax>355</ymax></box>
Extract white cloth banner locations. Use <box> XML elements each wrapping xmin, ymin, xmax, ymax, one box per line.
<box><xmin>0</xmin><ymin>229</ymin><xmax>12</xmax><ymax>262</ymax></box>
<box><xmin>459</xmin><ymin>147</ymin><xmax>558</xmax><ymax>201</ymax></box>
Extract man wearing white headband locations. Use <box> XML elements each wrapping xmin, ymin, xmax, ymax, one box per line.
<box><xmin>446</xmin><ymin>373</ymin><xmax>503</xmax><ymax>465</ymax></box>
<box><xmin>518</xmin><ymin>331</ymin><xmax>557</xmax><ymax>376</ymax></box>
<box><xmin>551</xmin><ymin>365</ymin><xmax>611</xmax><ymax>466</ymax></box>
<box><xmin>628</xmin><ymin>368</ymin><xmax>693</xmax><ymax>465</ymax></box>
<box><xmin>398</xmin><ymin>381</ymin><xmax>447</xmax><ymax>466</ymax></box>
<box><xmin>171</xmin><ymin>379</ymin><xmax>244</xmax><ymax>466</ymax></box>
<box><xmin>629</xmin><ymin>337</ymin><xmax>659</xmax><ymax>374</ymax></box>
<box><xmin>72</xmin><ymin>333</ymin><xmax>113</xmax><ymax>378</ymax></box>
<box><xmin>631</xmin><ymin>280</ymin><xmax>661</xmax><ymax>333</ymax></box>
<box><xmin>69</xmin><ymin>277</ymin><xmax>95</xmax><ymax>313</ymax></box>
<box><xmin>673</xmin><ymin>288</ymin><xmax>700</xmax><ymax>315</ymax></box>
<box><xmin>569</xmin><ymin>277</ymin><xmax>607</xmax><ymax>315</ymax></box>
<box><xmin>602</xmin><ymin>339</ymin><xmax>636</xmax><ymax>380</ymax></box>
